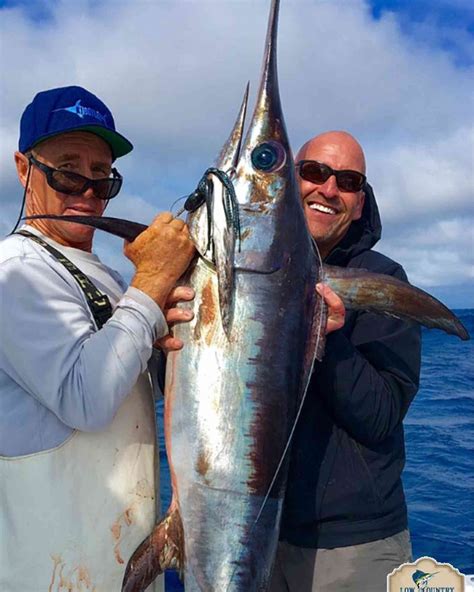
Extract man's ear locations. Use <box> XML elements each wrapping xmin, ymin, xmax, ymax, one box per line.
<box><xmin>353</xmin><ymin>190</ymin><xmax>365</xmax><ymax>220</ymax></box>
<box><xmin>14</xmin><ymin>151</ymin><xmax>30</xmax><ymax>187</ymax></box>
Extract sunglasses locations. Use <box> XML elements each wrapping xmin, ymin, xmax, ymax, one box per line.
<box><xmin>29</xmin><ymin>155</ymin><xmax>123</xmax><ymax>200</ymax></box>
<box><xmin>296</xmin><ymin>160</ymin><xmax>366</xmax><ymax>193</ymax></box>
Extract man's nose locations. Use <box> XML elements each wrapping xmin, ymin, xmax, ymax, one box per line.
<box><xmin>318</xmin><ymin>174</ymin><xmax>339</xmax><ymax>199</ymax></box>
<box><xmin>81</xmin><ymin>186</ymin><xmax>97</xmax><ymax>200</ymax></box>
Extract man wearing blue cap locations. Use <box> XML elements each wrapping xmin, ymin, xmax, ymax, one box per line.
<box><xmin>0</xmin><ymin>86</ymin><xmax>195</xmax><ymax>591</ymax></box>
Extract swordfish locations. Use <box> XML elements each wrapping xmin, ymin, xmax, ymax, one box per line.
<box><xmin>26</xmin><ymin>0</ymin><xmax>469</xmax><ymax>590</ymax></box>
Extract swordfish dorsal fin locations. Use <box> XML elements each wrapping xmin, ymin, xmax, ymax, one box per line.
<box><xmin>322</xmin><ymin>264</ymin><xmax>470</xmax><ymax>340</ymax></box>
<box><xmin>187</xmin><ymin>83</ymin><xmax>250</xmax><ymax>335</ymax></box>
<box><xmin>213</xmin><ymin>83</ymin><xmax>250</xmax><ymax>333</ymax></box>
<box><xmin>214</xmin><ymin>81</ymin><xmax>250</xmax><ymax>172</ymax></box>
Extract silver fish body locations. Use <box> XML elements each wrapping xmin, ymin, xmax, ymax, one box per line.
<box><xmin>167</xmin><ymin>249</ymin><xmax>318</xmax><ymax>590</ymax></box>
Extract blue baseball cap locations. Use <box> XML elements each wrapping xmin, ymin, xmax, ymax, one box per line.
<box><xmin>19</xmin><ymin>85</ymin><xmax>133</xmax><ymax>160</ymax></box>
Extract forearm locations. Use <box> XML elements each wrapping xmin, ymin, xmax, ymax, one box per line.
<box><xmin>54</xmin><ymin>288</ymin><xmax>167</xmax><ymax>430</ymax></box>
<box><xmin>1</xmin><ymin>259</ymin><xmax>168</xmax><ymax>431</ymax></box>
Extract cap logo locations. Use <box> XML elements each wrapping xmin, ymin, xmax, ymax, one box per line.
<box><xmin>52</xmin><ymin>99</ymin><xmax>108</xmax><ymax>125</ymax></box>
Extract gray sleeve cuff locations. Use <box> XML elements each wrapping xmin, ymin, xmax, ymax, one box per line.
<box><xmin>118</xmin><ymin>286</ymin><xmax>169</xmax><ymax>341</ymax></box>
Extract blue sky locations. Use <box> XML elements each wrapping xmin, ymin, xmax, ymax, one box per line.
<box><xmin>2</xmin><ymin>0</ymin><xmax>473</xmax><ymax>61</ymax></box>
<box><xmin>370</xmin><ymin>0</ymin><xmax>474</xmax><ymax>66</ymax></box>
<box><xmin>370</xmin><ymin>0</ymin><xmax>474</xmax><ymax>30</ymax></box>
<box><xmin>1</xmin><ymin>0</ymin><xmax>473</xmax><ymax>69</ymax></box>
<box><xmin>1</xmin><ymin>0</ymin><xmax>473</xmax><ymax>307</ymax></box>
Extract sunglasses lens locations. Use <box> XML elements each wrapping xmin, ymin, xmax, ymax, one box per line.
<box><xmin>51</xmin><ymin>170</ymin><xmax>87</xmax><ymax>194</ymax></box>
<box><xmin>95</xmin><ymin>169</ymin><xmax>122</xmax><ymax>200</ymax></box>
<box><xmin>106</xmin><ymin>177</ymin><xmax>122</xmax><ymax>199</ymax></box>
<box><xmin>337</xmin><ymin>172</ymin><xmax>365</xmax><ymax>192</ymax></box>
<box><xmin>93</xmin><ymin>179</ymin><xmax>113</xmax><ymax>200</ymax></box>
<box><xmin>49</xmin><ymin>171</ymin><xmax>121</xmax><ymax>200</ymax></box>
<box><xmin>299</xmin><ymin>161</ymin><xmax>329</xmax><ymax>184</ymax></box>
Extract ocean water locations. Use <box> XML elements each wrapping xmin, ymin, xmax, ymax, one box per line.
<box><xmin>404</xmin><ymin>309</ymin><xmax>474</xmax><ymax>574</ymax></box>
<box><xmin>157</xmin><ymin>310</ymin><xmax>474</xmax><ymax>590</ymax></box>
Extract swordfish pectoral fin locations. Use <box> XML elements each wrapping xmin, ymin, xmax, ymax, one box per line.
<box><xmin>321</xmin><ymin>264</ymin><xmax>470</xmax><ymax>341</ymax></box>
<box><xmin>23</xmin><ymin>214</ymin><xmax>148</xmax><ymax>242</ymax></box>
<box><xmin>122</xmin><ymin>503</ymin><xmax>185</xmax><ymax>592</ymax></box>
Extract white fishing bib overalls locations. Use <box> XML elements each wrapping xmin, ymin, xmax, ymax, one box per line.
<box><xmin>0</xmin><ymin>373</ymin><xmax>163</xmax><ymax>592</ymax></box>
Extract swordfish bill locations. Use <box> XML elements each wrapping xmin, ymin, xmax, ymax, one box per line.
<box><xmin>23</xmin><ymin>214</ymin><xmax>147</xmax><ymax>242</ymax></box>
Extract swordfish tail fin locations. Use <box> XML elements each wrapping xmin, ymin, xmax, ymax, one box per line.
<box><xmin>322</xmin><ymin>265</ymin><xmax>470</xmax><ymax>341</ymax></box>
<box><xmin>122</xmin><ymin>504</ymin><xmax>184</xmax><ymax>592</ymax></box>
<box><xmin>23</xmin><ymin>214</ymin><xmax>148</xmax><ymax>242</ymax></box>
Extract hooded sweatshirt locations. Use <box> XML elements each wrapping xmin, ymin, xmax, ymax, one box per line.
<box><xmin>280</xmin><ymin>185</ymin><xmax>421</xmax><ymax>549</ymax></box>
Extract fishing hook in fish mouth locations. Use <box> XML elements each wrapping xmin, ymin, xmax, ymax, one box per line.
<box><xmin>177</xmin><ymin>167</ymin><xmax>242</xmax><ymax>253</ymax></box>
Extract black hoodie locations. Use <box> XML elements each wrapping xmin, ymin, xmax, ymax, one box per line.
<box><xmin>280</xmin><ymin>185</ymin><xmax>422</xmax><ymax>549</ymax></box>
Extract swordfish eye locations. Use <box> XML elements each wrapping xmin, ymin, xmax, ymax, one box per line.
<box><xmin>251</xmin><ymin>141</ymin><xmax>286</xmax><ymax>173</ymax></box>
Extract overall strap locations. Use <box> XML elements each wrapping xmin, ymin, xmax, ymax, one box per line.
<box><xmin>16</xmin><ymin>229</ymin><xmax>113</xmax><ymax>329</ymax></box>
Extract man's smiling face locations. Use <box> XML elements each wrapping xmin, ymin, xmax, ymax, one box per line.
<box><xmin>296</xmin><ymin>131</ymin><xmax>366</xmax><ymax>259</ymax></box>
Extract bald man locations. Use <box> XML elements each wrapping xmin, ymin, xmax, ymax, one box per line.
<box><xmin>269</xmin><ymin>132</ymin><xmax>421</xmax><ymax>592</ymax></box>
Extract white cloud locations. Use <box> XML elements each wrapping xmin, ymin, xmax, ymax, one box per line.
<box><xmin>379</xmin><ymin>218</ymin><xmax>474</xmax><ymax>286</ymax></box>
<box><xmin>370</xmin><ymin>126</ymin><xmax>474</xmax><ymax>224</ymax></box>
<box><xmin>1</xmin><ymin>0</ymin><xmax>473</xmax><ymax>305</ymax></box>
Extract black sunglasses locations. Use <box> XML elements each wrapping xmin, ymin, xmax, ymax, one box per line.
<box><xmin>29</xmin><ymin>155</ymin><xmax>123</xmax><ymax>200</ymax></box>
<box><xmin>296</xmin><ymin>160</ymin><xmax>366</xmax><ymax>193</ymax></box>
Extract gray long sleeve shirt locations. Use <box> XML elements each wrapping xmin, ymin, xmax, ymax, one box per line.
<box><xmin>0</xmin><ymin>226</ymin><xmax>168</xmax><ymax>456</ymax></box>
